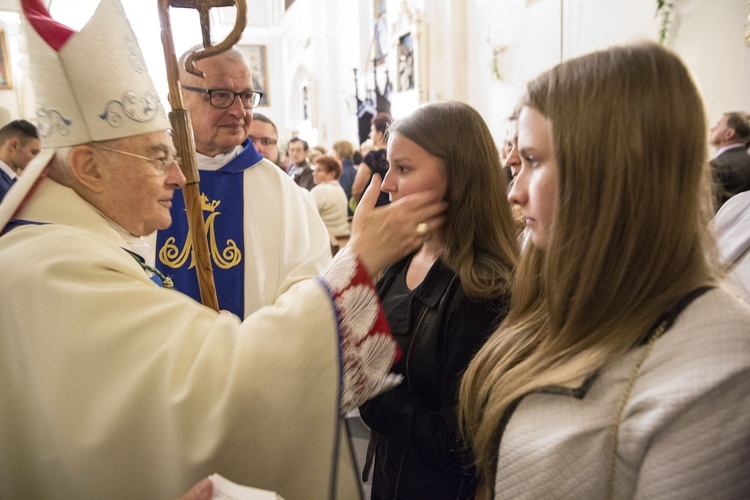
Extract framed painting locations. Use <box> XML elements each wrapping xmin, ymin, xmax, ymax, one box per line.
<box><xmin>373</xmin><ymin>0</ymin><xmax>388</xmax><ymax>64</ymax></box>
<box><xmin>388</xmin><ymin>2</ymin><xmax>428</xmax><ymax>115</ymax></box>
<box><xmin>238</xmin><ymin>45</ymin><xmax>269</xmax><ymax>106</ymax></box>
<box><xmin>397</xmin><ymin>32</ymin><xmax>415</xmax><ymax>92</ymax></box>
<box><xmin>0</xmin><ymin>30</ymin><xmax>12</xmax><ymax>90</ymax></box>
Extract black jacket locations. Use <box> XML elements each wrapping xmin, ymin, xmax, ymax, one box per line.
<box><xmin>359</xmin><ymin>255</ymin><xmax>509</xmax><ymax>500</ymax></box>
<box><xmin>711</xmin><ymin>146</ymin><xmax>750</xmax><ymax>210</ymax></box>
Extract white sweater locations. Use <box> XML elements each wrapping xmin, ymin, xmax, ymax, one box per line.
<box><xmin>311</xmin><ymin>180</ymin><xmax>350</xmax><ymax>238</ymax></box>
<box><xmin>494</xmin><ymin>287</ymin><xmax>750</xmax><ymax>499</ymax></box>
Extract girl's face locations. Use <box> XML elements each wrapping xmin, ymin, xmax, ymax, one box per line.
<box><xmin>507</xmin><ymin>106</ymin><xmax>558</xmax><ymax>250</ymax></box>
<box><xmin>382</xmin><ymin>133</ymin><xmax>447</xmax><ymax>203</ymax></box>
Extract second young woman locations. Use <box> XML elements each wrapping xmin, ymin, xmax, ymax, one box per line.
<box><xmin>459</xmin><ymin>42</ymin><xmax>750</xmax><ymax>499</ymax></box>
<box><xmin>359</xmin><ymin>101</ymin><xmax>519</xmax><ymax>499</ymax></box>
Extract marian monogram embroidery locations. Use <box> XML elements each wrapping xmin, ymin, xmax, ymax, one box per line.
<box><xmin>158</xmin><ymin>194</ymin><xmax>242</xmax><ymax>270</ymax></box>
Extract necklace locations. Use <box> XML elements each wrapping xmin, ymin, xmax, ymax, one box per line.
<box><xmin>130</xmin><ymin>255</ymin><xmax>174</xmax><ymax>289</ymax></box>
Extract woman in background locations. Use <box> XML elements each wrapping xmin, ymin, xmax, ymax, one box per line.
<box><xmin>351</xmin><ymin>113</ymin><xmax>393</xmax><ymax>207</ymax></box>
<box><xmin>311</xmin><ymin>154</ymin><xmax>350</xmax><ymax>241</ymax></box>
<box><xmin>460</xmin><ymin>42</ymin><xmax>750</xmax><ymax>499</ymax></box>
<box><xmin>331</xmin><ymin>140</ymin><xmax>358</xmax><ymax>214</ymax></box>
<box><xmin>359</xmin><ymin>101</ymin><xmax>519</xmax><ymax>500</ymax></box>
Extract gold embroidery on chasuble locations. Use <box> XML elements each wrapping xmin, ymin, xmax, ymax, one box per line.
<box><xmin>158</xmin><ymin>193</ymin><xmax>242</xmax><ymax>270</ymax></box>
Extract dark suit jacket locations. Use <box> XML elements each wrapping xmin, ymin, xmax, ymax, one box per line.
<box><xmin>711</xmin><ymin>146</ymin><xmax>750</xmax><ymax>210</ymax></box>
<box><xmin>0</xmin><ymin>168</ymin><xmax>15</xmax><ymax>203</ymax></box>
<box><xmin>291</xmin><ymin>163</ymin><xmax>315</xmax><ymax>191</ymax></box>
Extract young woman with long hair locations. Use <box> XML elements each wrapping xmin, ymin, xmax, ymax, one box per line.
<box><xmin>359</xmin><ymin>101</ymin><xmax>519</xmax><ymax>499</ymax></box>
<box><xmin>459</xmin><ymin>42</ymin><xmax>750</xmax><ymax>499</ymax></box>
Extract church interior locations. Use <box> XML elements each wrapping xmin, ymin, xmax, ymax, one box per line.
<box><xmin>0</xmin><ymin>1</ymin><xmax>749</xmax><ymax>498</ymax></box>
<box><xmin>0</xmin><ymin>0</ymin><xmax>745</xmax><ymax>153</ymax></box>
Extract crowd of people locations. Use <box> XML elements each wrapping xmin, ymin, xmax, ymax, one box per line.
<box><xmin>1</xmin><ymin>0</ymin><xmax>749</xmax><ymax>499</ymax></box>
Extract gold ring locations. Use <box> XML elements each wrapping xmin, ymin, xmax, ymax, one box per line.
<box><xmin>416</xmin><ymin>222</ymin><xmax>429</xmax><ymax>237</ymax></box>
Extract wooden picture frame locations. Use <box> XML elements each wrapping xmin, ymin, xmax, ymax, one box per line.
<box><xmin>0</xmin><ymin>29</ymin><xmax>12</xmax><ymax>90</ymax></box>
<box><xmin>238</xmin><ymin>45</ymin><xmax>269</xmax><ymax>106</ymax></box>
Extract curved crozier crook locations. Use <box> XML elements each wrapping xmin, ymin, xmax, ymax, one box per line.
<box><xmin>183</xmin><ymin>0</ymin><xmax>248</xmax><ymax>78</ymax></box>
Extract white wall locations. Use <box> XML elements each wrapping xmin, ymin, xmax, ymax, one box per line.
<box><xmin>559</xmin><ymin>0</ymin><xmax>748</xmax><ymax>126</ymax></box>
<box><xmin>463</xmin><ymin>0</ymin><xmax>750</xmax><ymax>142</ymax></box>
<box><xmin>466</xmin><ymin>0</ymin><xmax>563</xmax><ymax>143</ymax></box>
<box><xmin>0</xmin><ymin>7</ymin><xmax>25</xmax><ymax>121</ymax></box>
<box><xmin>3</xmin><ymin>0</ymin><xmax>748</xmax><ymax>150</ymax></box>
<box><xmin>669</xmin><ymin>0</ymin><xmax>749</xmax><ymax>124</ymax></box>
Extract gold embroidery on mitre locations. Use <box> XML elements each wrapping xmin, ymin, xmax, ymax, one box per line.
<box><xmin>158</xmin><ymin>193</ymin><xmax>242</xmax><ymax>270</ymax></box>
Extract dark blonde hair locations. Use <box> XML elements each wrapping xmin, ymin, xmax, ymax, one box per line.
<box><xmin>459</xmin><ymin>42</ymin><xmax>719</xmax><ymax>489</ymax></box>
<box><xmin>389</xmin><ymin>101</ymin><xmax>519</xmax><ymax>299</ymax></box>
<box><xmin>331</xmin><ymin>140</ymin><xmax>355</xmax><ymax>160</ymax></box>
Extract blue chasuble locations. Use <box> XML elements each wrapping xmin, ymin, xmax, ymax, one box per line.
<box><xmin>156</xmin><ymin>140</ymin><xmax>263</xmax><ymax>317</ymax></box>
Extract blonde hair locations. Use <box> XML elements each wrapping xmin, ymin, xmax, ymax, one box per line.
<box><xmin>331</xmin><ymin>140</ymin><xmax>355</xmax><ymax>159</ymax></box>
<box><xmin>389</xmin><ymin>101</ymin><xmax>519</xmax><ymax>299</ymax></box>
<box><xmin>459</xmin><ymin>42</ymin><xmax>719</xmax><ymax>488</ymax></box>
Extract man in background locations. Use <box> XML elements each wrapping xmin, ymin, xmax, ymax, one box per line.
<box><xmin>155</xmin><ymin>47</ymin><xmax>331</xmax><ymax>318</ymax></box>
<box><xmin>248</xmin><ymin>112</ymin><xmax>281</xmax><ymax>167</ymax></box>
<box><xmin>286</xmin><ymin>136</ymin><xmax>315</xmax><ymax>190</ymax></box>
<box><xmin>709</xmin><ymin>111</ymin><xmax>750</xmax><ymax>210</ymax></box>
<box><xmin>0</xmin><ymin>119</ymin><xmax>40</xmax><ymax>201</ymax></box>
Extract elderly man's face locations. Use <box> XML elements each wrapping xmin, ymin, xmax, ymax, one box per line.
<box><xmin>95</xmin><ymin>130</ymin><xmax>185</xmax><ymax>236</ymax></box>
<box><xmin>181</xmin><ymin>54</ymin><xmax>253</xmax><ymax>157</ymax></box>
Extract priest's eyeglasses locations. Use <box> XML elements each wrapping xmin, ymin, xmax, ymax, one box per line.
<box><xmin>182</xmin><ymin>85</ymin><xmax>263</xmax><ymax>109</ymax></box>
<box><xmin>249</xmin><ymin>136</ymin><xmax>278</xmax><ymax>147</ymax></box>
<box><xmin>92</xmin><ymin>145</ymin><xmax>182</xmax><ymax>175</ymax></box>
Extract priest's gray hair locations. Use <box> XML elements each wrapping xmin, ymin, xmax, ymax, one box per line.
<box><xmin>177</xmin><ymin>45</ymin><xmax>248</xmax><ymax>76</ymax></box>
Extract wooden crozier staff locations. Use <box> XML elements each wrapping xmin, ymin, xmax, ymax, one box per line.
<box><xmin>157</xmin><ymin>0</ymin><xmax>248</xmax><ymax>311</ymax></box>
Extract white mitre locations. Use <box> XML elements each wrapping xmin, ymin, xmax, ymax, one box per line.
<box><xmin>23</xmin><ymin>0</ymin><xmax>169</xmax><ymax>147</ymax></box>
<box><xmin>0</xmin><ymin>0</ymin><xmax>170</xmax><ymax>230</ymax></box>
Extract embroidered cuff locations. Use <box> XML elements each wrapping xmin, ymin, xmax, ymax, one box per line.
<box><xmin>319</xmin><ymin>248</ymin><xmax>403</xmax><ymax>414</ymax></box>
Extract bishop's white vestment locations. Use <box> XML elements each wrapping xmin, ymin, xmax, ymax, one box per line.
<box><xmin>0</xmin><ymin>176</ymin><xmax>399</xmax><ymax>500</ymax></box>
